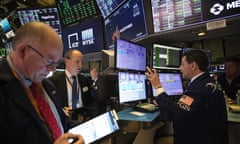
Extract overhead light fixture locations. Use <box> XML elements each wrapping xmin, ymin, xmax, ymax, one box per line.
<box><xmin>198</xmin><ymin>31</ymin><xmax>206</xmax><ymax>36</ymax></box>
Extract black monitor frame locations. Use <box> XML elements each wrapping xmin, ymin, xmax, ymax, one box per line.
<box><xmin>114</xmin><ymin>38</ymin><xmax>147</xmax><ymax>72</ymax></box>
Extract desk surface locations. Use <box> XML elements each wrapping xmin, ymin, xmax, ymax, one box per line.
<box><xmin>227</xmin><ymin>104</ymin><xmax>240</xmax><ymax>123</ymax></box>
<box><xmin>228</xmin><ymin>111</ymin><xmax>240</xmax><ymax>123</ymax></box>
<box><xmin>117</xmin><ymin>107</ymin><xmax>160</xmax><ymax>122</ymax></box>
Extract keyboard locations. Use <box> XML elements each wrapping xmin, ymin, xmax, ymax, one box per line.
<box><xmin>133</xmin><ymin>103</ymin><xmax>160</xmax><ymax>113</ymax></box>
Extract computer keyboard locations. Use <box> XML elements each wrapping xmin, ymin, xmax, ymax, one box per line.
<box><xmin>133</xmin><ymin>103</ymin><xmax>160</xmax><ymax>113</ymax></box>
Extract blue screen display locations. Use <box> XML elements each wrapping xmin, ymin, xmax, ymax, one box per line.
<box><xmin>115</xmin><ymin>38</ymin><xmax>146</xmax><ymax>72</ymax></box>
<box><xmin>62</xmin><ymin>16</ymin><xmax>105</xmax><ymax>55</ymax></box>
<box><xmin>118</xmin><ymin>71</ymin><xmax>147</xmax><ymax>104</ymax></box>
<box><xmin>104</xmin><ymin>0</ymin><xmax>148</xmax><ymax>49</ymax></box>
<box><xmin>96</xmin><ymin>0</ymin><xmax>126</xmax><ymax>18</ymax></box>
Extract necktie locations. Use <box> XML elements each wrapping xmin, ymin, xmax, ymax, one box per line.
<box><xmin>72</xmin><ymin>76</ymin><xmax>78</xmax><ymax>109</ymax></box>
<box><xmin>30</xmin><ymin>83</ymin><xmax>61</xmax><ymax>141</ymax></box>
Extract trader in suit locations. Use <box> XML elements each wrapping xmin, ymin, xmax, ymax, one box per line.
<box><xmin>216</xmin><ymin>56</ymin><xmax>240</xmax><ymax>100</ymax></box>
<box><xmin>48</xmin><ymin>49</ymin><xmax>92</xmax><ymax>121</ymax></box>
<box><xmin>146</xmin><ymin>50</ymin><xmax>228</xmax><ymax>144</ymax></box>
<box><xmin>90</xmin><ymin>67</ymin><xmax>108</xmax><ymax>116</ymax></box>
<box><xmin>0</xmin><ymin>22</ymin><xmax>84</xmax><ymax>144</ymax></box>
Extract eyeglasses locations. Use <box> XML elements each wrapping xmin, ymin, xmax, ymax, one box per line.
<box><xmin>27</xmin><ymin>45</ymin><xmax>61</xmax><ymax>67</ymax></box>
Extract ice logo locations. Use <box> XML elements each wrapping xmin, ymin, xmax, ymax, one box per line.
<box><xmin>210</xmin><ymin>3</ymin><xmax>224</xmax><ymax>15</ymax></box>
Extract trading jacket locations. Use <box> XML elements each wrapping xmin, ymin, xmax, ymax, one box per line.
<box><xmin>155</xmin><ymin>72</ymin><xmax>228</xmax><ymax>144</ymax></box>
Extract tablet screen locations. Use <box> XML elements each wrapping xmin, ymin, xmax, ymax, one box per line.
<box><xmin>68</xmin><ymin>109</ymin><xmax>119</xmax><ymax>144</ymax></box>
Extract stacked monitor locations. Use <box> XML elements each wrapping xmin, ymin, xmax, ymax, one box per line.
<box><xmin>151</xmin><ymin>43</ymin><xmax>182</xmax><ymax>70</ymax></box>
<box><xmin>114</xmin><ymin>38</ymin><xmax>147</xmax><ymax>104</ymax></box>
<box><xmin>151</xmin><ymin>72</ymin><xmax>184</xmax><ymax>97</ymax></box>
<box><xmin>118</xmin><ymin>71</ymin><xmax>147</xmax><ymax>104</ymax></box>
<box><xmin>61</xmin><ymin>16</ymin><xmax>106</xmax><ymax>55</ymax></box>
<box><xmin>114</xmin><ymin>38</ymin><xmax>146</xmax><ymax>72</ymax></box>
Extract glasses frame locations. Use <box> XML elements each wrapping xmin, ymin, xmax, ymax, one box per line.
<box><xmin>27</xmin><ymin>45</ymin><xmax>60</xmax><ymax>67</ymax></box>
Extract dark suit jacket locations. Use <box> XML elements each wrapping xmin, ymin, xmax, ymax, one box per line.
<box><xmin>48</xmin><ymin>71</ymin><xmax>92</xmax><ymax>109</ymax></box>
<box><xmin>90</xmin><ymin>75</ymin><xmax>108</xmax><ymax>116</ymax></box>
<box><xmin>0</xmin><ymin>58</ymin><xmax>73</xmax><ymax>144</ymax></box>
<box><xmin>155</xmin><ymin>72</ymin><xmax>228</xmax><ymax>144</ymax></box>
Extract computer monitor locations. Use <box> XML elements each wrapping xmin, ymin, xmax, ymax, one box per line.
<box><xmin>56</xmin><ymin>0</ymin><xmax>101</xmax><ymax>28</ymax></box>
<box><xmin>151</xmin><ymin>43</ymin><xmax>182</xmax><ymax>70</ymax></box>
<box><xmin>152</xmin><ymin>72</ymin><xmax>184</xmax><ymax>97</ymax></box>
<box><xmin>17</xmin><ymin>6</ymin><xmax>62</xmax><ymax>38</ymax></box>
<box><xmin>115</xmin><ymin>38</ymin><xmax>146</xmax><ymax>72</ymax></box>
<box><xmin>61</xmin><ymin>16</ymin><xmax>106</xmax><ymax>55</ymax></box>
<box><xmin>95</xmin><ymin>0</ymin><xmax>126</xmax><ymax>19</ymax></box>
<box><xmin>104</xmin><ymin>0</ymin><xmax>148</xmax><ymax>49</ymax></box>
<box><xmin>118</xmin><ymin>71</ymin><xmax>147</xmax><ymax>104</ymax></box>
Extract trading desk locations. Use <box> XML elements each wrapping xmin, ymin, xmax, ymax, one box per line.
<box><xmin>227</xmin><ymin>105</ymin><xmax>240</xmax><ymax>144</ymax></box>
<box><xmin>117</xmin><ymin>107</ymin><xmax>163</xmax><ymax>144</ymax></box>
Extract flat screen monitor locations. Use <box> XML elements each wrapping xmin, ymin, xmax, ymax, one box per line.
<box><xmin>56</xmin><ymin>0</ymin><xmax>101</xmax><ymax>28</ymax></box>
<box><xmin>104</xmin><ymin>0</ymin><xmax>148</xmax><ymax>49</ymax></box>
<box><xmin>115</xmin><ymin>38</ymin><xmax>146</xmax><ymax>72</ymax></box>
<box><xmin>152</xmin><ymin>72</ymin><xmax>184</xmax><ymax>97</ymax></box>
<box><xmin>202</xmin><ymin>0</ymin><xmax>240</xmax><ymax>22</ymax></box>
<box><xmin>17</xmin><ymin>7</ymin><xmax>62</xmax><ymax>38</ymax></box>
<box><xmin>151</xmin><ymin>0</ymin><xmax>202</xmax><ymax>33</ymax></box>
<box><xmin>61</xmin><ymin>16</ymin><xmax>106</xmax><ymax>55</ymax></box>
<box><xmin>96</xmin><ymin>0</ymin><xmax>126</xmax><ymax>19</ymax></box>
<box><xmin>118</xmin><ymin>71</ymin><xmax>147</xmax><ymax>104</ymax></box>
<box><xmin>152</xmin><ymin>44</ymin><xmax>182</xmax><ymax>70</ymax></box>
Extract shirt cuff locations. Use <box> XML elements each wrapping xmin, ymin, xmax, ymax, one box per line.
<box><xmin>154</xmin><ymin>87</ymin><xmax>165</xmax><ymax>96</ymax></box>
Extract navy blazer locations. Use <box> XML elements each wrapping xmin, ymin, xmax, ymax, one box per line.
<box><xmin>48</xmin><ymin>71</ymin><xmax>92</xmax><ymax>109</ymax></box>
<box><xmin>0</xmin><ymin>58</ymin><xmax>73</xmax><ymax>144</ymax></box>
<box><xmin>155</xmin><ymin>72</ymin><xmax>228</xmax><ymax>144</ymax></box>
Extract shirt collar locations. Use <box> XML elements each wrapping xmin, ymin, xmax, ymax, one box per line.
<box><xmin>190</xmin><ymin>72</ymin><xmax>205</xmax><ymax>83</ymax></box>
<box><xmin>65</xmin><ymin>70</ymin><xmax>77</xmax><ymax>79</ymax></box>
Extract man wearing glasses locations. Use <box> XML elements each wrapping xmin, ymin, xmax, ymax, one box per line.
<box><xmin>0</xmin><ymin>22</ymin><xmax>84</xmax><ymax>144</ymax></box>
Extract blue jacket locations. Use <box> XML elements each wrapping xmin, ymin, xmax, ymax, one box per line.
<box><xmin>155</xmin><ymin>72</ymin><xmax>228</xmax><ymax>144</ymax></box>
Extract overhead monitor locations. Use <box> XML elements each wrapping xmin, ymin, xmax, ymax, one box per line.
<box><xmin>202</xmin><ymin>0</ymin><xmax>240</xmax><ymax>21</ymax></box>
<box><xmin>152</xmin><ymin>72</ymin><xmax>184</xmax><ymax>97</ymax></box>
<box><xmin>151</xmin><ymin>0</ymin><xmax>202</xmax><ymax>33</ymax></box>
<box><xmin>95</xmin><ymin>0</ymin><xmax>126</xmax><ymax>19</ymax></box>
<box><xmin>61</xmin><ymin>16</ymin><xmax>106</xmax><ymax>55</ymax></box>
<box><xmin>17</xmin><ymin>6</ymin><xmax>62</xmax><ymax>38</ymax></box>
<box><xmin>118</xmin><ymin>71</ymin><xmax>147</xmax><ymax>104</ymax></box>
<box><xmin>104</xmin><ymin>0</ymin><xmax>148</xmax><ymax>49</ymax></box>
<box><xmin>152</xmin><ymin>44</ymin><xmax>182</xmax><ymax>70</ymax></box>
<box><xmin>56</xmin><ymin>0</ymin><xmax>101</xmax><ymax>28</ymax></box>
<box><xmin>115</xmin><ymin>38</ymin><xmax>146</xmax><ymax>72</ymax></box>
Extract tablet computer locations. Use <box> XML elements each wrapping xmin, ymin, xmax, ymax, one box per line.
<box><xmin>68</xmin><ymin>109</ymin><xmax>119</xmax><ymax>144</ymax></box>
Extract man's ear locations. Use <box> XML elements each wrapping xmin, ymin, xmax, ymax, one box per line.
<box><xmin>18</xmin><ymin>45</ymin><xmax>28</xmax><ymax>59</ymax></box>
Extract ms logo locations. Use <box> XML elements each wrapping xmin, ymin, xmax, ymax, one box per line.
<box><xmin>210</xmin><ymin>3</ymin><xmax>224</xmax><ymax>15</ymax></box>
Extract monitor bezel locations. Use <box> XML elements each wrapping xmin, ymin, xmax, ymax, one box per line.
<box><xmin>151</xmin><ymin>71</ymin><xmax>184</xmax><ymax>97</ymax></box>
<box><xmin>114</xmin><ymin>38</ymin><xmax>147</xmax><ymax>72</ymax></box>
<box><xmin>117</xmin><ymin>71</ymin><xmax>148</xmax><ymax>104</ymax></box>
<box><xmin>16</xmin><ymin>6</ymin><xmax>62</xmax><ymax>37</ymax></box>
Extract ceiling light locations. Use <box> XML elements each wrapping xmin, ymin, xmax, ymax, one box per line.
<box><xmin>198</xmin><ymin>31</ymin><xmax>206</xmax><ymax>36</ymax></box>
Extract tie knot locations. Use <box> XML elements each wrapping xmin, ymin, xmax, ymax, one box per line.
<box><xmin>30</xmin><ymin>82</ymin><xmax>38</xmax><ymax>91</ymax></box>
<box><xmin>72</xmin><ymin>76</ymin><xmax>76</xmax><ymax>80</ymax></box>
